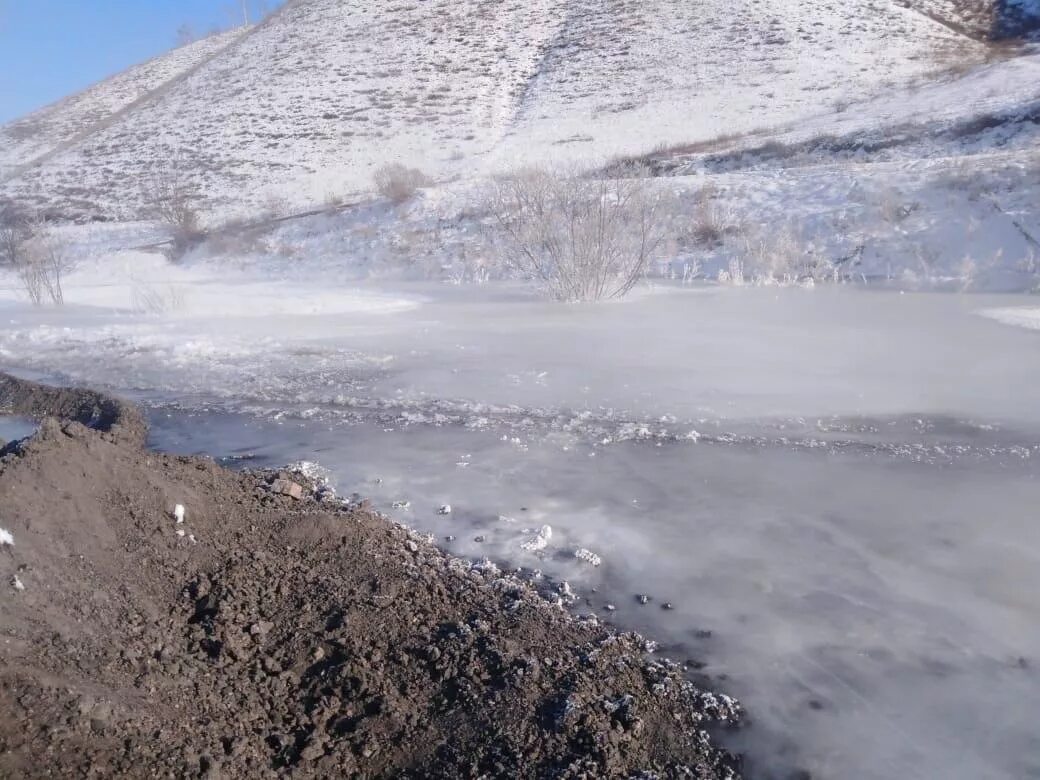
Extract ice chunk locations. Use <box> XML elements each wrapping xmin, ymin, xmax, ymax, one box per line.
<box><xmin>0</xmin><ymin>528</ymin><xmax>13</xmax><ymax>546</ymax></box>
<box><xmin>574</xmin><ymin>548</ymin><xmax>602</xmax><ymax>566</ymax></box>
<box><xmin>173</xmin><ymin>504</ymin><xmax>185</xmax><ymax>524</ymax></box>
<box><xmin>520</xmin><ymin>524</ymin><xmax>552</xmax><ymax>552</ymax></box>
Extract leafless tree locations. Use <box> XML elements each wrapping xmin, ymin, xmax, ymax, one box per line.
<box><xmin>486</xmin><ymin>164</ymin><xmax>669</xmax><ymax>302</ymax></box>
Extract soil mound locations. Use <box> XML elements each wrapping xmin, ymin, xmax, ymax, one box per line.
<box><xmin>0</xmin><ymin>375</ymin><xmax>741</xmax><ymax>778</ymax></box>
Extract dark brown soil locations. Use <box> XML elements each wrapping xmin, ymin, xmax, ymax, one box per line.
<box><xmin>0</xmin><ymin>374</ymin><xmax>742</xmax><ymax>778</ymax></box>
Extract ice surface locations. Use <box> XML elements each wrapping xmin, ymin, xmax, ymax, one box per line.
<box><xmin>3</xmin><ymin>278</ymin><xmax>1038</xmax><ymax>778</ymax></box>
<box><xmin>0</xmin><ymin>416</ymin><xmax>36</xmax><ymax>443</ymax></box>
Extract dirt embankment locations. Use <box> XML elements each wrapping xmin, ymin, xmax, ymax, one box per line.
<box><xmin>0</xmin><ymin>374</ymin><xmax>742</xmax><ymax>778</ymax></box>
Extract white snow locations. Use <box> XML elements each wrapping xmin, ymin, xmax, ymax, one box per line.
<box><xmin>979</xmin><ymin>306</ymin><xmax>1040</xmax><ymax>331</ymax></box>
<box><xmin>1</xmin><ymin>0</ymin><xmax>1018</xmax><ymax>219</ymax></box>
<box><xmin>0</xmin><ymin>528</ymin><xmax>13</xmax><ymax>546</ymax></box>
<box><xmin>173</xmin><ymin>504</ymin><xmax>185</xmax><ymax>524</ymax></box>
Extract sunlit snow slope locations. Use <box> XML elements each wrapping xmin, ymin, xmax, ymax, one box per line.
<box><xmin>0</xmin><ymin>27</ymin><xmax>248</xmax><ymax>181</ymax></box>
<box><xmin>2</xmin><ymin>0</ymin><xmax>1026</xmax><ymax>219</ymax></box>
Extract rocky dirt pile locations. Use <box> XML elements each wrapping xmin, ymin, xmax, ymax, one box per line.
<box><xmin>0</xmin><ymin>374</ymin><xmax>742</xmax><ymax>778</ymax></box>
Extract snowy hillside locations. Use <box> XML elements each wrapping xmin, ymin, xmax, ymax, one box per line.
<box><xmin>0</xmin><ymin>27</ymin><xmax>247</xmax><ymax>181</ymax></box>
<box><xmin>0</xmin><ymin>0</ymin><xmax>1017</xmax><ymax>219</ymax></box>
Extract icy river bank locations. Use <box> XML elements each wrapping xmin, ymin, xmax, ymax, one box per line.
<box><xmin>3</xmin><ymin>282</ymin><xmax>1040</xmax><ymax>779</ymax></box>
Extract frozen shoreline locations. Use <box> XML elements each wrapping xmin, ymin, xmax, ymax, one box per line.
<box><xmin>0</xmin><ymin>373</ymin><xmax>742</xmax><ymax>778</ymax></box>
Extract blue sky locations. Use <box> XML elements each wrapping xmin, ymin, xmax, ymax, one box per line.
<box><xmin>0</xmin><ymin>1</ymin><xmax>280</xmax><ymax>124</ymax></box>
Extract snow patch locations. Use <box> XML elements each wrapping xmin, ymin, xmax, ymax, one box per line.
<box><xmin>978</xmin><ymin>307</ymin><xmax>1040</xmax><ymax>331</ymax></box>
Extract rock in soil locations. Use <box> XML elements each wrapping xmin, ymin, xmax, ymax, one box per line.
<box><xmin>0</xmin><ymin>374</ymin><xmax>742</xmax><ymax>778</ymax></box>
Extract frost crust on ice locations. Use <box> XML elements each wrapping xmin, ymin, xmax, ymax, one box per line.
<box><xmin>520</xmin><ymin>524</ymin><xmax>553</xmax><ymax>552</ymax></box>
<box><xmin>574</xmin><ymin>548</ymin><xmax>603</xmax><ymax>567</ymax></box>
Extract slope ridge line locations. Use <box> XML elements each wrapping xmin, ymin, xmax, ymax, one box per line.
<box><xmin>1</xmin><ymin>3</ymin><xmax>293</xmax><ymax>186</ymax></box>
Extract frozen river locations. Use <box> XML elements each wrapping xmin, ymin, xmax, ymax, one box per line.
<box><xmin>3</xmin><ymin>282</ymin><xmax>1040</xmax><ymax>779</ymax></box>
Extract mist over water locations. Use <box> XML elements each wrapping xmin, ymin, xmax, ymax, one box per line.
<box><xmin>0</xmin><ymin>416</ymin><xmax>37</xmax><ymax>443</ymax></box>
<box><xmin>6</xmin><ymin>284</ymin><xmax>1040</xmax><ymax>778</ymax></box>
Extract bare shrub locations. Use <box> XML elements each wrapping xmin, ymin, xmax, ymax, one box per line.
<box><xmin>1020</xmin><ymin>247</ymin><xmax>1039</xmax><ymax>282</ymax></box>
<box><xmin>876</xmin><ymin>187</ymin><xmax>920</xmax><ymax>224</ymax></box>
<box><xmin>487</xmin><ymin>165</ymin><xmax>670</xmax><ymax>302</ymax></box>
<box><xmin>735</xmin><ymin>224</ymin><xmax>836</xmax><ymax>285</ymax></box>
<box><xmin>261</xmin><ymin>193</ymin><xmax>292</xmax><ymax>220</ymax></box>
<box><xmin>141</xmin><ymin>161</ymin><xmax>204</xmax><ymax>259</ymax></box>
<box><xmin>130</xmin><ymin>281</ymin><xmax>187</xmax><ymax>314</ymax></box>
<box><xmin>2</xmin><ymin>209</ymin><xmax>70</xmax><ymax>305</ymax></box>
<box><xmin>742</xmin><ymin>225</ymin><xmax>804</xmax><ymax>284</ymax></box>
<box><xmin>374</xmin><ymin>164</ymin><xmax>432</xmax><ymax>203</ymax></box>
<box><xmin>684</xmin><ymin>185</ymin><xmax>743</xmax><ymax>248</ymax></box>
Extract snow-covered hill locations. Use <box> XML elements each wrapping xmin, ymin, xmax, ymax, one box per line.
<box><xmin>4</xmin><ymin>0</ymin><xmax>1033</xmax><ymax>219</ymax></box>
<box><xmin>0</xmin><ymin>27</ymin><xmax>247</xmax><ymax>181</ymax></box>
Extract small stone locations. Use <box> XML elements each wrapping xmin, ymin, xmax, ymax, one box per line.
<box><xmin>604</xmin><ymin>604</ymin><xmax>616</xmax><ymax>612</ymax></box>
<box><xmin>360</xmin><ymin>741</ymin><xmax>380</xmax><ymax>758</ymax></box>
<box><xmin>636</xmin><ymin>594</ymin><xmax>650</xmax><ymax>605</ymax></box>
<box><xmin>271</xmin><ymin>480</ymin><xmax>304</xmax><ymax>500</ymax></box>
<box><xmin>445</xmin><ymin>535</ymin><xmax>456</xmax><ymax>542</ymax></box>
<box><xmin>406</xmin><ymin>540</ymin><xmax>419</xmax><ymax>553</ymax></box>
<box><xmin>11</xmin><ymin>575</ymin><xmax>25</xmax><ymax>592</ymax></box>
<box><xmin>661</xmin><ymin>602</ymin><xmax>674</xmax><ymax>611</ymax></box>
<box><xmin>300</xmin><ymin>742</ymin><xmax>324</xmax><ymax>762</ymax></box>
<box><xmin>437</xmin><ymin>504</ymin><xmax>452</xmax><ymax>515</ymax></box>
<box><xmin>250</xmin><ymin>621</ymin><xmax>273</xmax><ymax>637</ymax></box>
<box><xmin>474</xmin><ymin>535</ymin><xmax>486</xmax><ymax>543</ymax></box>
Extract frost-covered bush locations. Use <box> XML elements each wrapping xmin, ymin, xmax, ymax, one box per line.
<box><xmin>487</xmin><ymin>165</ymin><xmax>670</xmax><ymax>302</ymax></box>
<box><xmin>374</xmin><ymin>164</ymin><xmax>432</xmax><ymax>203</ymax></box>
<box><xmin>141</xmin><ymin>160</ymin><xmax>204</xmax><ymax>259</ymax></box>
